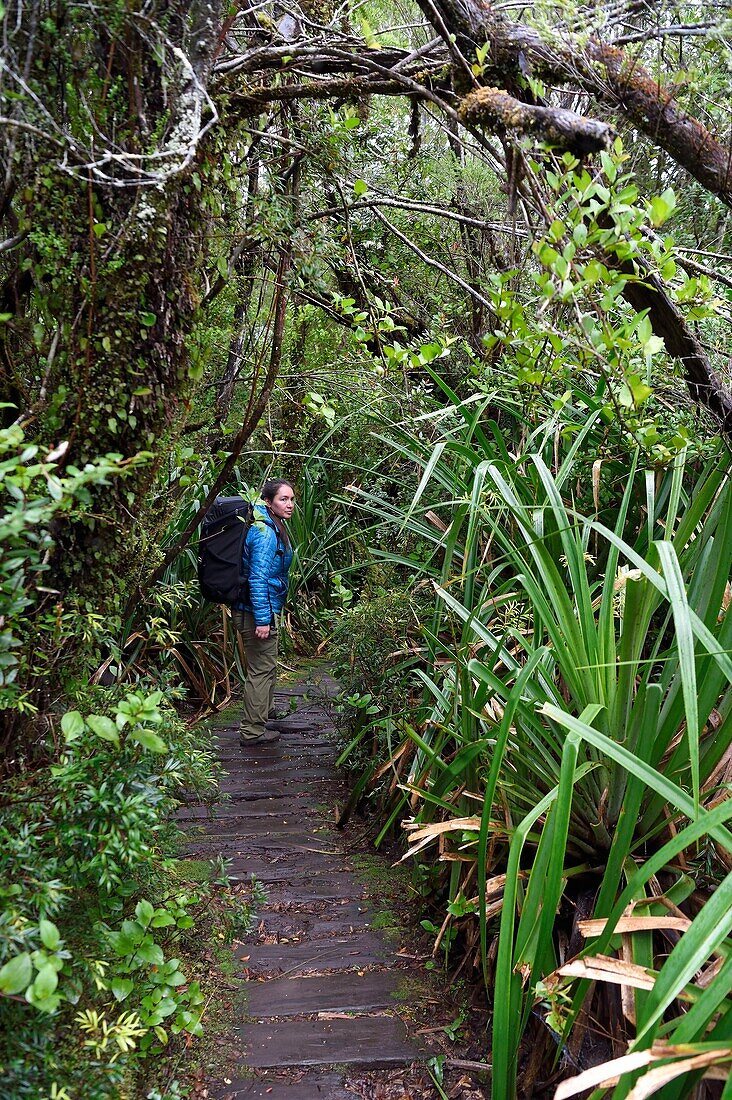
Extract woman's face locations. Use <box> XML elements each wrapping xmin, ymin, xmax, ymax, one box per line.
<box><xmin>267</xmin><ymin>484</ymin><xmax>296</xmax><ymax>520</ymax></box>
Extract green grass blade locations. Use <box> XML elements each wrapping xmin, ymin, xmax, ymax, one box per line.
<box><xmin>633</xmin><ymin>871</ymin><xmax>732</xmax><ymax>1047</ymax></box>
<box><xmin>540</xmin><ymin>704</ymin><xmax>732</xmax><ymax>851</ymax></box>
<box><xmin>492</xmin><ymin>786</ymin><xmax>562</xmax><ymax>1100</ymax></box>
<box><xmin>592</xmin><ymin>520</ymin><xmax>732</xmax><ymax>683</ymax></box>
<box><xmin>476</xmin><ymin>648</ymin><xmax>549</xmax><ymax>988</ymax></box>
<box><xmin>655</xmin><ymin>540</ymin><xmax>700</xmax><ymax>812</ymax></box>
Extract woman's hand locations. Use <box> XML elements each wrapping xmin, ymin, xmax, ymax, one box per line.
<box><xmin>255</xmin><ymin>624</ymin><xmax>271</xmax><ymax>640</ymax></box>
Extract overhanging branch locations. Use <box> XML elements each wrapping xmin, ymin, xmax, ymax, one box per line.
<box><xmin>620</xmin><ymin>260</ymin><xmax>732</xmax><ymax>434</ymax></box>
<box><xmin>458</xmin><ymin>86</ymin><xmax>614</xmax><ymax>156</ymax></box>
<box><xmin>417</xmin><ymin>0</ymin><xmax>732</xmax><ymax>206</ymax></box>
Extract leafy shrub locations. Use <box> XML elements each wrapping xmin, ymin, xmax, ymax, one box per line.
<box><xmin>329</xmin><ymin>583</ymin><xmax>433</xmax><ymax>715</ymax></box>
<box><xmin>0</xmin><ymin>689</ymin><xmax>248</xmax><ymax>1099</ymax></box>
<box><xmin>348</xmin><ymin>398</ymin><xmax>732</xmax><ymax>1098</ymax></box>
<box><xmin>0</xmin><ymin>421</ymin><xmax>141</xmax><ymax>723</ymax></box>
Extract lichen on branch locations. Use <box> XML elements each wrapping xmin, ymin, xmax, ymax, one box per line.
<box><xmin>458</xmin><ymin>86</ymin><xmax>613</xmax><ymax>155</ymax></box>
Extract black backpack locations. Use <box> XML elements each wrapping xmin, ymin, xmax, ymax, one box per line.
<box><xmin>197</xmin><ymin>495</ymin><xmax>254</xmax><ymax>605</ymax></box>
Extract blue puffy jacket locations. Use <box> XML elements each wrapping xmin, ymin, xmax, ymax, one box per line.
<box><xmin>239</xmin><ymin>505</ymin><xmax>293</xmax><ymax>626</ymax></box>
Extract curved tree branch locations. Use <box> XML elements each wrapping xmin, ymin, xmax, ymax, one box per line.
<box><xmin>417</xmin><ymin>0</ymin><xmax>732</xmax><ymax>206</ymax></box>
<box><xmin>459</xmin><ymin>86</ymin><xmax>614</xmax><ymax>156</ymax></box>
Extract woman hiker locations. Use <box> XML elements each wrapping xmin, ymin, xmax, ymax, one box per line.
<box><xmin>232</xmin><ymin>479</ymin><xmax>295</xmax><ymax>746</ymax></box>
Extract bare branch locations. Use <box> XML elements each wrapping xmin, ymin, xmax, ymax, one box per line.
<box><xmin>371</xmin><ymin>205</ymin><xmax>496</xmax><ymax>313</ymax></box>
<box><xmin>309</xmin><ymin>195</ymin><xmax>526</xmax><ymax>236</ymax></box>
<box><xmin>615</xmin><ymin>22</ymin><xmax>728</xmax><ymax>45</ymax></box>
<box><xmin>0</xmin><ymin>229</ymin><xmax>28</xmax><ymax>253</ymax></box>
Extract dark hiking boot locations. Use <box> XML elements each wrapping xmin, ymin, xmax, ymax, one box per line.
<box><xmin>239</xmin><ymin>728</ymin><xmax>280</xmax><ymax>746</ymax></box>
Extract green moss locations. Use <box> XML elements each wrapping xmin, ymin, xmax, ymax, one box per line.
<box><xmin>351</xmin><ymin>852</ymin><xmax>411</xmax><ymax>894</ymax></box>
<box><xmin>170</xmin><ymin>858</ymin><xmax>216</xmax><ymax>884</ymax></box>
<box><xmin>368</xmin><ymin>906</ymin><xmax>397</xmax><ymax>930</ymax></box>
<box><xmin>391</xmin><ymin>974</ymin><xmax>432</xmax><ymax>1004</ymax></box>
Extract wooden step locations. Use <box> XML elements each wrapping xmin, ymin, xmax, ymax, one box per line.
<box><xmin>236</xmin><ymin>1014</ymin><xmax>424</xmax><ymax>1068</ymax></box>
<box><xmin>245</xmin><ymin>971</ymin><xmax>402</xmax><ymax>1017</ymax></box>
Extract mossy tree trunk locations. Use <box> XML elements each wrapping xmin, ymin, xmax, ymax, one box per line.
<box><xmin>1</xmin><ymin>0</ymin><xmax>223</xmax><ymax>613</ymax></box>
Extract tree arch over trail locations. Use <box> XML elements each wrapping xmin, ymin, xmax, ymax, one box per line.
<box><xmin>2</xmin><ymin>0</ymin><xmax>732</xmax><ymax>623</ymax></box>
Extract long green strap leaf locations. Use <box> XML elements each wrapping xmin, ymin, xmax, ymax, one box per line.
<box><xmin>541</xmin><ymin>705</ymin><xmax>732</xmax><ymax>851</ymax></box>
<box><xmin>655</xmin><ymin>540</ymin><xmax>700</xmax><ymax>813</ymax></box>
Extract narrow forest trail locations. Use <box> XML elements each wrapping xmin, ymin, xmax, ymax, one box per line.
<box><xmin>178</xmin><ymin>670</ymin><xmax>482</xmax><ymax>1100</ymax></box>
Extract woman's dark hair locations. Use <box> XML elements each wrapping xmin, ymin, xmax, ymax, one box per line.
<box><xmin>261</xmin><ymin>479</ymin><xmax>294</xmax><ymax>548</ymax></box>
<box><xmin>261</xmin><ymin>478</ymin><xmax>294</xmax><ymax>503</ymax></box>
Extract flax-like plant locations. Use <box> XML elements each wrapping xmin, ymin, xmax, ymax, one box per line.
<box><xmin>345</xmin><ymin>386</ymin><xmax>732</xmax><ymax>1098</ymax></box>
<box><xmin>284</xmin><ymin>461</ymin><xmax>354</xmax><ymax>641</ymax></box>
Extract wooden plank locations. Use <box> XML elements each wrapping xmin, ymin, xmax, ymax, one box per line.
<box><xmin>177</xmin><ymin>798</ymin><xmax>316</xmax><ymax>821</ymax></box>
<box><xmin>225</xmin><ymin>863</ymin><xmax>349</xmax><ymax>886</ymax></box>
<box><xmin>238</xmin><ymin>935</ymin><xmax>401</xmax><ymax>975</ymax></box>
<box><xmin>252</xmin><ymin>907</ymin><xmax>372</xmax><ymax>939</ymax></box>
<box><xmin>245</xmin><ymin>971</ymin><xmax>401</xmax><ymax>1017</ymax></box>
<box><xmin>236</xmin><ymin>1015</ymin><xmax>425</xmax><ymax>1068</ymax></box>
<box><xmin>213</xmin><ymin>1071</ymin><xmax>351</xmax><ymax>1098</ymax></box>
<box><xmin>195</xmin><ymin>837</ymin><xmax>341</xmax><ymax>857</ymax></box>
<box><xmin>187</xmin><ymin>819</ymin><xmax>337</xmax><ymax>840</ymax></box>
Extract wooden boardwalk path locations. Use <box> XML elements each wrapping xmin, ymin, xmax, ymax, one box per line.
<box><xmin>180</xmin><ymin>672</ymin><xmax>443</xmax><ymax>1100</ymax></box>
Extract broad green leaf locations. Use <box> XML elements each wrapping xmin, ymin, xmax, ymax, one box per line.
<box><xmin>39</xmin><ymin>919</ymin><xmax>60</xmax><ymax>951</ymax></box>
<box><xmin>31</xmin><ymin>963</ymin><xmax>58</xmax><ymax>999</ymax></box>
<box><xmin>649</xmin><ymin>188</ymin><xmax>676</xmax><ymax>226</ymax></box>
<box><xmin>61</xmin><ymin>711</ymin><xmax>84</xmax><ymax>741</ymax></box>
<box><xmin>150</xmin><ymin>912</ymin><xmax>176</xmax><ymax>928</ymax></box>
<box><xmin>111</xmin><ymin>977</ymin><xmax>134</xmax><ymax>1001</ymax></box>
<box><xmin>130</xmin><ymin>727</ymin><xmax>168</xmax><ymax>753</ymax></box>
<box><xmin>0</xmin><ymin>952</ymin><xmax>32</xmax><ymax>994</ymax></box>
<box><xmin>136</xmin><ymin>940</ymin><xmax>164</xmax><ymax>966</ymax></box>
<box><xmin>135</xmin><ymin>900</ymin><xmax>154</xmax><ymax>927</ymax></box>
<box><xmin>87</xmin><ymin>714</ymin><xmax>120</xmax><ymax>743</ymax></box>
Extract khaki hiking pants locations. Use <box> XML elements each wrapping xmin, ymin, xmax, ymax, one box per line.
<box><xmin>232</xmin><ymin>610</ymin><xmax>278</xmax><ymax>740</ymax></box>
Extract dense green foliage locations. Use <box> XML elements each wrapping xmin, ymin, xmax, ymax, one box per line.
<box><xmin>335</xmin><ymin>397</ymin><xmax>732</xmax><ymax>1095</ymax></box>
<box><xmin>3</xmin><ymin>0</ymin><xmax>732</xmax><ymax>1096</ymax></box>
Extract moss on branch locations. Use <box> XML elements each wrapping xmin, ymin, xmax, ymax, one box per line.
<box><xmin>458</xmin><ymin>86</ymin><xmax>613</xmax><ymax>155</ymax></box>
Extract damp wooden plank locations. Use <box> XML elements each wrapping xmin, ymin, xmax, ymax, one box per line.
<box><xmin>214</xmin><ymin>766</ymin><xmax>338</xmax><ymax>784</ymax></box>
<box><xmin>188</xmin><ymin>818</ymin><xmax>337</xmax><ymax>840</ymax></box>
<box><xmin>245</xmin><ymin>971</ymin><xmax>401</xmax><ymax>1017</ymax></box>
<box><xmin>180</xmin><ymin>809</ymin><xmax>323</xmax><ymax>829</ymax></box>
<box><xmin>215</xmin><ymin>758</ymin><xmax>339</xmax><ymax>774</ymax></box>
<box><xmin>245</xmin><ymin>879</ymin><xmax>362</xmax><ymax>902</ymax></box>
<box><xmin>185</xmin><ymin>784</ymin><xmax>292</xmax><ymax>801</ymax></box>
<box><xmin>236</xmin><ymin>1015</ymin><xmax>425</xmax><ymax>1068</ymax></box>
<box><xmin>177</xmin><ymin>798</ymin><xmax>317</xmax><ymax>821</ymax></box>
<box><xmin>237</xmin><ymin>934</ymin><xmax>402</xmax><ymax>975</ymax></box>
<box><xmin>182</xmin><ymin>784</ymin><xmax>313</xmax><ymax>806</ymax></box>
<box><xmin>214</xmin><ymin>729</ymin><xmax>338</xmax><ymax>747</ymax></box>
<box><xmin>213</xmin><ymin>1071</ymin><xmax>352</xmax><ymax>1099</ymax></box>
<box><xmin>225</xmin><ymin>861</ymin><xmax>350</xmax><ymax>884</ymax></box>
<box><xmin>218</xmin><ymin>772</ymin><xmax>336</xmax><ymax>790</ymax></box>
<box><xmin>251</xmin><ymin>907</ymin><xmax>372</xmax><ymax>939</ymax></box>
<box><xmin>196</xmin><ymin>837</ymin><xmax>341</xmax><ymax>859</ymax></box>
